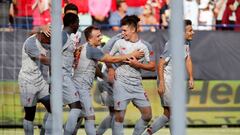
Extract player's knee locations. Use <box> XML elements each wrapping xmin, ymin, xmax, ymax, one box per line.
<box><xmin>142</xmin><ymin>113</ymin><xmax>152</xmax><ymax>122</ymax></box>
<box><xmin>85</xmin><ymin>115</ymin><xmax>95</xmax><ymax>120</ymax></box>
<box><xmin>24</xmin><ymin>107</ymin><xmax>36</xmax><ymax>121</ymax></box>
<box><xmin>115</xmin><ymin>114</ymin><xmax>124</xmax><ymax>122</ymax></box>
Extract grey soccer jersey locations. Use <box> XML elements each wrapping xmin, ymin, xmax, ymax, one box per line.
<box><xmin>18</xmin><ymin>35</ymin><xmax>48</xmax><ymax>84</ymax></box>
<box><xmin>62</xmin><ymin>31</ymin><xmax>80</xmax><ymax>105</ymax></box>
<box><xmin>73</xmin><ymin>43</ymin><xmax>104</xmax><ymax>116</ymax></box>
<box><xmin>18</xmin><ymin>35</ymin><xmax>50</xmax><ymax>107</ymax></box>
<box><xmin>159</xmin><ymin>41</ymin><xmax>191</xmax><ymax>107</ymax></box>
<box><xmin>110</xmin><ymin>39</ymin><xmax>155</xmax><ymax>86</ymax></box>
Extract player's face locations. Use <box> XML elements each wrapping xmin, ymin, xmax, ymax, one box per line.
<box><xmin>121</xmin><ymin>25</ymin><xmax>135</xmax><ymax>41</ymax></box>
<box><xmin>185</xmin><ymin>25</ymin><xmax>194</xmax><ymax>40</ymax></box>
<box><xmin>90</xmin><ymin>29</ymin><xmax>102</xmax><ymax>46</ymax></box>
<box><xmin>72</xmin><ymin>21</ymin><xmax>79</xmax><ymax>34</ymax></box>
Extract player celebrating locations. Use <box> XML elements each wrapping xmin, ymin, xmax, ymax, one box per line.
<box><xmin>72</xmin><ymin>25</ymin><xmax>144</xmax><ymax>135</ymax></box>
<box><xmin>143</xmin><ymin>20</ymin><xmax>194</xmax><ymax>135</ymax></box>
<box><xmin>18</xmin><ymin>31</ymin><xmax>52</xmax><ymax>135</ymax></box>
<box><xmin>61</xmin><ymin>13</ymin><xmax>82</xmax><ymax>135</ymax></box>
<box><xmin>108</xmin><ymin>15</ymin><xmax>156</xmax><ymax>135</ymax></box>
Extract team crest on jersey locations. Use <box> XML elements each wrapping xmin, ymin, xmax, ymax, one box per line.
<box><xmin>121</xmin><ymin>47</ymin><xmax>126</xmax><ymax>50</ymax></box>
<box><xmin>150</xmin><ymin>51</ymin><xmax>154</xmax><ymax>56</ymax></box>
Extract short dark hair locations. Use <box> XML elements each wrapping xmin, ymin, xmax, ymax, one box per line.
<box><xmin>117</xmin><ymin>0</ymin><xmax>126</xmax><ymax>9</ymax></box>
<box><xmin>63</xmin><ymin>13</ymin><xmax>79</xmax><ymax>27</ymax></box>
<box><xmin>184</xmin><ymin>19</ymin><xmax>192</xmax><ymax>27</ymax></box>
<box><xmin>64</xmin><ymin>3</ymin><xmax>78</xmax><ymax>14</ymax></box>
<box><xmin>120</xmin><ymin>15</ymin><xmax>140</xmax><ymax>31</ymax></box>
<box><xmin>84</xmin><ymin>26</ymin><xmax>100</xmax><ymax>41</ymax></box>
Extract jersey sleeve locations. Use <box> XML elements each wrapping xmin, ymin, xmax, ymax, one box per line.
<box><xmin>109</xmin><ymin>39</ymin><xmax>120</xmax><ymax>56</ymax></box>
<box><xmin>102</xmin><ymin>33</ymin><xmax>122</xmax><ymax>54</ymax></box>
<box><xmin>86</xmin><ymin>45</ymin><xmax>105</xmax><ymax>61</ymax></box>
<box><xmin>24</xmin><ymin>39</ymin><xmax>40</xmax><ymax>58</ymax></box>
<box><xmin>142</xmin><ymin>40</ymin><xmax>155</xmax><ymax>62</ymax></box>
<box><xmin>160</xmin><ymin>42</ymin><xmax>171</xmax><ymax>62</ymax></box>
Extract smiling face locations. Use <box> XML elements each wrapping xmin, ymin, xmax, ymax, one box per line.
<box><xmin>89</xmin><ymin>29</ymin><xmax>102</xmax><ymax>47</ymax></box>
<box><xmin>121</xmin><ymin>25</ymin><xmax>136</xmax><ymax>41</ymax></box>
<box><xmin>185</xmin><ymin>25</ymin><xmax>194</xmax><ymax>40</ymax></box>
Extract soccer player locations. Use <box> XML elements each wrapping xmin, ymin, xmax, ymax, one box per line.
<box><xmin>96</xmin><ymin>33</ymin><xmax>123</xmax><ymax>135</ymax></box>
<box><xmin>143</xmin><ymin>19</ymin><xmax>194</xmax><ymax>135</ymax></box>
<box><xmin>18</xmin><ymin>31</ymin><xmax>52</xmax><ymax>135</ymax></box>
<box><xmin>109</xmin><ymin>15</ymin><xmax>156</xmax><ymax>135</ymax></box>
<box><xmin>61</xmin><ymin>13</ymin><xmax>82</xmax><ymax>135</ymax></box>
<box><xmin>72</xmin><ymin>25</ymin><xmax>144</xmax><ymax>135</ymax></box>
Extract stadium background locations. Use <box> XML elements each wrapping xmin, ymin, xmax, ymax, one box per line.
<box><xmin>0</xmin><ymin>30</ymin><xmax>240</xmax><ymax>128</ymax></box>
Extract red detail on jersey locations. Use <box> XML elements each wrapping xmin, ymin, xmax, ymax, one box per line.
<box><xmin>117</xmin><ymin>101</ymin><xmax>120</xmax><ymax>106</ymax></box>
<box><xmin>144</xmin><ymin>92</ymin><xmax>149</xmax><ymax>101</ymax></box>
<box><xmin>27</xmin><ymin>98</ymin><xmax>31</xmax><ymax>103</ymax></box>
<box><xmin>121</xmin><ymin>47</ymin><xmax>126</xmax><ymax>50</ymax></box>
<box><xmin>150</xmin><ymin>51</ymin><xmax>154</xmax><ymax>56</ymax></box>
<box><xmin>147</xmin><ymin>127</ymin><xmax>153</xmax><ymax>135</ymax></box>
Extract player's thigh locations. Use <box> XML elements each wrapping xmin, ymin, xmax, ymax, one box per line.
<box><xmin>18</xmin><ymin>79</ymin><xmax>38</xmax><ymax>107</ymax></box>
<box><xmin>79</xmin><ymin>90</ymin><xmax>95</xmax><ymax>117</ymax></box>
<box><xmin>62</xmin><ymin>76</ymin><xmax>80</xmax><ymax>105</ymax></box>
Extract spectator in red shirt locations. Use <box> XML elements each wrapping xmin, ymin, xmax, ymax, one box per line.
<box><xmin>126</xmin><ymin>0</ymin><xmax>147</xmax><ymax>15</ymax></box>
<box><xmin>13</xmin><ymin>0</ymin><xmax>33</xmax><ymax>29</ymax></box>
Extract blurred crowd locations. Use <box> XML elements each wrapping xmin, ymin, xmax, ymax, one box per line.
<box><xmin>0</xmin><ymin>0</ymin><xmax>239</xmax><ymax>31</ymax></box>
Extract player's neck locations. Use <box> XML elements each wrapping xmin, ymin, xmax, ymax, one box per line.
<box><xmin>129</xmin><ymin>34</ymin><xmax>139</xmax><ymax>43</ymax></box>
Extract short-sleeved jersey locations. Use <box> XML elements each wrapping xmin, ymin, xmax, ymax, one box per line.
<box><xmin>62</xmin><ymin>31</ymin><xmax>78</xmax><ymax>76</ymax></box>
<box><xmin>160</xmin><ymin>41</ymin><xmax>191</xmax><ymax>81</ymax></box>
<box><xmin>18</xmin><ymin>35</ymin><xmax>49</xmax><ymax>84</ymax></box>
<box><xmin>110</xmin><ymin>39</ymin><xmax>155</xmax><ymax>86</ymax></box>
<box><xmin>73</xmin><ymin>43</ymin><xmax>104</xmax><ymax>90</ymax></box>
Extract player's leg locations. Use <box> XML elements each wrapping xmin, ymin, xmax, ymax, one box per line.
<box><xmin>144</xmin><ymin>107</ymin><xmax>170</xmax><ymax>135</ymax></box>
<box><xmin>72</xmin><ymin>116</ymin><xmax>84</xmax><ymax>135</ymax></box>
<box><xmin>132</xmin><ymin>95</ymin><xmax>152</xmax><ymax>135</ymax></box>
<box><xmin>40</xmin><ymin>112</ymin><xmax>49</xmax><ymax>135</ymax></box>
<box><xmin>19</xmin><ymin>80</ymin><xmax>38</xmax><ymax>135</ymax></box>
<box><xmin>64</xmin><ymin>101</ymin><xmax>82</xmax><ymax>135</ymax></box>
<box><xmin>39</xmin><ymin>95</ymin><xmax>52</xmax><ymax>135</ymax></box>
<box><xmin>62</xmin><ymin>77</ymin><xmax>82</xmax><ymax>135</ymax></box>
<box><xmin>113</xmin><ymin>99</ymin><xmax>130</xmax><ymax>135</ymax></box>
<box><xmin>23</xmin><ymin>107</ymin><xmax>36</xmax><ymax>135</ymax></box>
<box><xmin>96</xmin><ymin>106</ymin><xmax>114</xmax><ymax>135</ymax></box>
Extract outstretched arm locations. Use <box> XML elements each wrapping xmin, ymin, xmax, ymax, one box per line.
<box><xmin>186</xmin><ymin>56</ymin><xmax>194</xmax><ymax>89</ymax></box>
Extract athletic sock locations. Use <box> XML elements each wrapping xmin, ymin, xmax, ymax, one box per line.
<box><xmin>85</xmin><ymin>119</ymin><xmax>96</xmax><ymax>135</ymax></box>
<box><xmin>72</xmin><ymin>117</ymin><xmax>83</xmax><ymax>135</ymax></box>
<box><xmin>133</xmin><ymin>118</ymin><xmax>149</xmax><ymax>135</ymax></box>
<box><xmin>96</xmin><ymin>115</ymin><xmax>113</xmax><ymax>135</ymax></box>
<box><xmin>23</xmin><ymin>119</ymin><xmax>34</xmax><ymax>135</ymax></box>
<box><xmin>44</xmin><ymin>113</ymin><xmax>53</xmax><ymax>135</ymax></box>
<box><xmin>143</xmin><ymin>115</ymin><xmax>169</xmax><ymax>135</ymax></box>
<box><xmin>40</xmin><ymin>112</ymin><xmax>49</xmax><ymax>135</ymax></box>
<box><xmin>113</xmin><ymin>121</ymin><xmax>124</xmax><ymax>135</ymax></box>
<box><xmin>64</xmin><ymin>109</ymin><xmax>81</xmax><ymax>135</ymax></box>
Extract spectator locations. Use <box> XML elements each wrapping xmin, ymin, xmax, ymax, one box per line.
<box><xmin>12</xmin><ymin>0</ymin><xmax>33</xmax><ymax>29</ymax></box>
<box><xmin>221</xmin><ymin>0</ymin><xmax>235</xmax><ymax>30</ymax></box>
<box><xmin>32</xmin><ymin>0</ymin><xmax>51</xmax><ymax>33</ymax></box>
<box><xmin>184</xmin><ymin>0</ymin><xmax>199</xmax><ymax>30</ymax></box>
<box><xmin>214</xmin><ymin>0</ymin><xmax>228</xmax><ymax>30</ymax></box>
<box><xmin>126</xmin><ymin>0</ymin><xmax>148</xmax><ymax>15</ymax></box>
<box><xmin>109</xmin><ymin>0</ymin><xmax>128</xmax><ymax>31</ymax></box>
<box><xmin>235</xmin><ymin>0</ymin><xmax>240</xmax><ymax>31</ymax></box>
<box><xmin>198</xmin><ymin>0</ymin><xmax>215</xmax><ymax>30</ymax></box>
<box><xmin>0</xmin><ymin>0</ymin><xmax>12</xmax><ymax>31</ymax></box>
<box><xmin>88</xmin><ymin>0</ymin><xmax>111</xmax><ymax>29</ymax></box>
<box><xmin>160</xmin><ymin>0</ymin><xmax>170</xmax><ymax>29</ymax></box>
<box><xmin>67</xmin><ymin>0</ymin><xmax>92</xmax><ymax>31</ymax></box>
<box><xmin>139</xmin><ymin>3</ymin><xmax>159</xmax><ymax>32</ymax></box>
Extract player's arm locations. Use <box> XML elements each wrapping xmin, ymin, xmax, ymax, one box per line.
<box><xmin>38</xmin><ymin>54</ymin><xmax>50</xmax><ymax>65</ymax></box>
<box><xmin>158</xmin><ymin>58</ymin><xmax>166</xmax><ymax>96</ymax></box>
<box><xmin>185</xmin><ymin>55</ymin><xmax>194</xmax><ymax>89</ymax></box>
<box><xmin>100</xmin><ymin>50</ymin><xmax>144</xmax><ymax>63</ymax></box>
<box><xmin>125</xmin><ymin>57</ymin><xmax>156</xmax><ymax>71</ymax></box>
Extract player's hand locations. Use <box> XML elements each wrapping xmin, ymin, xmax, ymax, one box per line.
<box><xmin>158</xmin><ymin>81</ymin><xmax>165</xmax><ymax>96</ymax></box>
<box><xmin>131</xmin><ymin>49</ymin><xmax>144</xmax><ymax>59</ymax></box>
<box><xmin>41</xmin><ymin>24</ymin><xmax>51</xmax><ymax>37</ymax></box>
<box><xmin>124</xmin><ymin>56</ymin><xmax>139</xmax><ymax>67</ymax></box>
<box><xmin>108</xmin><ymin>68</ymin><xmax>115</xmax><ymax>84</ymax></box>
<box><xmin>188</xmin><ymin>79</ymin><xmax>194</xmax><ymax>90</ymax></box>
